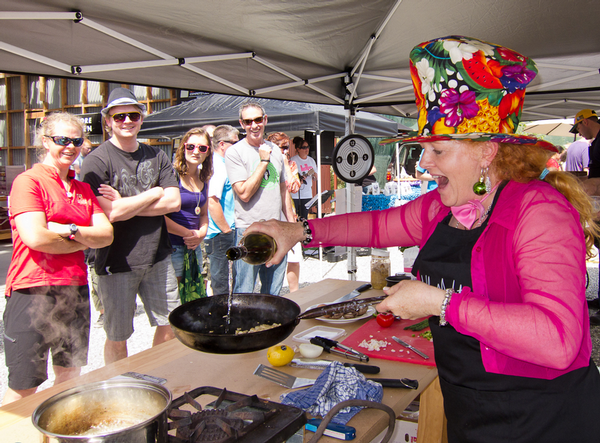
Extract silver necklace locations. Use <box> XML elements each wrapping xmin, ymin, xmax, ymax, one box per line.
<box><xmin>455</xmin><ymin>203</ymin><xmax>493</xmax><ymax>229</ymax></box>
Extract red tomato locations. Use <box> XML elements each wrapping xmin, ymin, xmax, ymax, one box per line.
<box><xmin>376</xmin><ymin>313</ymin><xmax>395</xmax><ymax>328</ymax></box>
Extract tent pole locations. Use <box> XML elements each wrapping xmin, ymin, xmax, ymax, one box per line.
<box><xmin>345</xmin><ymin>108</ymin><xmax>357</xmax><ymax>281</ymax></box>
<box><xmin>317</xmin><ymin>131</ymin><xmax>324</xmax><ymax>278</ymax></box>
<box><xmin>396</xmin><ymin>142</ymin><xmax>401</xmax><ymax>200</ymax></box>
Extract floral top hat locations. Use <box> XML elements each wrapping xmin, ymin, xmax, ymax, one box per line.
<box><xmin>397</xmin><ymin>36</ymin><xmax>556</xmax><ymax>152</ymax></box>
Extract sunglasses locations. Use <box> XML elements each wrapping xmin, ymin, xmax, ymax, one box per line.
<box><xmin>110</xmin><ymin>112</ymin><xmax>142</xmax><ymax>123</ymax></box>
<box><xmin>185</xmin><ymin>144</ymin><xmax>210</xmax><ymax>153</ymax></box>
<box><xmin>280</xmin><ymin>145</ymin><xmax>290</xmax><ymax>150</ymax></box>
<box><xmin>44</xmin><ymin>135</ymin><xmax>85</xmax><ymax>147</ymax></box>
<box><xmin>241</xmin><ymin>116</ymin><xmax>264</xmax><ymax>126</ymax></box>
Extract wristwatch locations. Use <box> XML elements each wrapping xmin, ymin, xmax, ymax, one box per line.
<box><xmin>68</xmin><ymin>223</ymin><xmax>78</xmax><ymax>240</ymax></box>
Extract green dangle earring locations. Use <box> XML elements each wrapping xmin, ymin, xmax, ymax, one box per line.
<box><xmin>473</xmin><ymin>168</ymin><xmax>487</xmax><ymax>196</ymax></box>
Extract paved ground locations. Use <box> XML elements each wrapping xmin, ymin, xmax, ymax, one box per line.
<box><xmin>1</xmin><ymin>241</ymin><xmax>599</xmax><ymax>401</ymax></box>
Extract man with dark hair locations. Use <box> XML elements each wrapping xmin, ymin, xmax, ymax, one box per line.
<box><xmin>81</xmin><ymin>87</ymin><xmax>181</xmax><ymax>363</ymax></box>
<box><xmin>225</xmin><ymin>102</ymin><xmax>295</xmax><ymax>295</ymax></box>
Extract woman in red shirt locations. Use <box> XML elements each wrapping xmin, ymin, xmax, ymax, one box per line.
<box><xmin>2</xmin><ymin>112</ymin><xmax>113</xmax><ymax>405</ymax></box>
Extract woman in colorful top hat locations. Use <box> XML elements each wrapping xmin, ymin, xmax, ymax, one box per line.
<box><xmin>245</xmin><ymin>36</ymin><xmax>600</xmax><ymax>441</ymax></box>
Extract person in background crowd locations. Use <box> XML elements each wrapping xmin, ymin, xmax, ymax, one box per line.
<box><xmin>81</xmin><ymin>87</ymin><xmax>181</xmax><ymax>364</ymax></box>
<box><xmin>202</xmin><ymin>125</ymin><xmax>216</xmax><ymax>138</ymax></box>
<box><xmin>574</xmin><ymin>110</ymin><xmax>600</xmax><ymax>178</ymax></box>
<box><xmin>565</xmin><ymin>139</ymin><xmax>590</xmax><ymax>172</ymax></box>
<box><xmin>71</xmin><ymin>138</ymin><xmax>92</xmax><ymax>181</ymax></box>
<box><xmin>165</xmin><ymin>127</ymin><xmax>212</xmax><ymax>285</ymax></box>
<box><xmin>546</xmin><ymin>145</ymin><xmax>563</xmax><ymax>171</ymax></box>
<box><xmin>415</xmin><ymin>148</ymin><xmax>438</xmax><ymax>193</ymax></box>
<box><xmin>267</xmin><ymin>132</ymin><xmax>302</xmax><ymax>292</ymax></box>
<box><xmin>246</xmin><ymin>36</ymin><xmax>600</xmax><ymax>442</ymax></box>
<box><xmin>2</xmin><ymin>112</ymin><xmax>113</xmax><ymax>405</ymax></box>
<box><xmin>225</xmin><ymin>102</ymin><xmax>295</xmax><ymax>295</ymax></box>
<box><xmin>290</xmin><ymin>138</ymin><xmax>318</xmax><ymax>219</ymax></box>
<box><xmin>205</xmin><ymin>125</ymin><xmax>239</xmax><ymax>295</ymax></box>
<box><xmin>571</xmin><ymin>109</ymin><xmax>600</xmax><ymax>323</ymax></box>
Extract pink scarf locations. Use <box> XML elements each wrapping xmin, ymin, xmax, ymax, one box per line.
<box><xmin>451</xmin><ymin>183</ymin><xmax>499</xmax><ymax>229</ymax></box>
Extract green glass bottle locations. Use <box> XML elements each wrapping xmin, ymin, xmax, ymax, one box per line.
<box><xmin>226</xmin><ymin>233</ymin><xmax>277</xmax><ymax>265</ymax></box>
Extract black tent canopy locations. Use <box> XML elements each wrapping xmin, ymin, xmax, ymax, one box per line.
<box><xmin>139</xmin><ymin>93</ymin><xmax>401</xmax><ymax>139</ymax></box>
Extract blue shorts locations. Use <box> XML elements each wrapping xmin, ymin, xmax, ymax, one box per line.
<box><xmin>98</xmin><ymin>256</ymin><xmax>180</xmax><ymax>342</ymax></box>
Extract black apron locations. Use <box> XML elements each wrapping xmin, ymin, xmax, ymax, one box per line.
<box><xmin>412</xmin><ymin>188</ymin><xmax>600</xmax><ymax>442</ymax></box>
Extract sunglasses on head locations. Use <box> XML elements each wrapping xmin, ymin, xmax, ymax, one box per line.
<box><xmin>241</xmin><ymin>116</ymin><xmax>264</xmax><ymax>126</ymax></box>
<box><xmin>44</xmin><ymin>135</ymin><xmax>85</xmax><ymax>147</ymax></box>
<box><xmin>110</xmin><ymin>112</ymin><xmax>142</xmax><ymax>123</ymax></box>
<box><xmin>184</xmin><ymin>143</ymin><xmax>210</xmax><ymax>153</ymax></box>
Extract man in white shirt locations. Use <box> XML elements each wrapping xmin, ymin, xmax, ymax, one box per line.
<box><xmin>225</xmin><ymin>102</ymin><xmax>295</xmax><ymax>295</ymax></box>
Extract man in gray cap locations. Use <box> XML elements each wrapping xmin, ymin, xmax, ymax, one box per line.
<box><xmin>81</xmin><ymin>87</ymin><xmax>181</xmax><ymax>363</ymax></box>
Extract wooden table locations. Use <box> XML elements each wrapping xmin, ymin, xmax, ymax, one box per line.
<box><xmin>0</xmin><ymin>279</ymin><xmax>445</xmax><ymax>442</ymax></box>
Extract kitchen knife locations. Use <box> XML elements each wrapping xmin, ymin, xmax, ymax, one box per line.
<box><xmin>332</xmin><ymin>283</ymin><xmax>372</xmax><ymax>303</ymax></box>
<box><xmin>290</xmin><ymin>358</ymin><xmax>380</xmax><ymax>374</ymax></box>
<box><xmin>392</xmin><ymin>336</ymin><xmax>430</xmax><ymax>360</ymax></box>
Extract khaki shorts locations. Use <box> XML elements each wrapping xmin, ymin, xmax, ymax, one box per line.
<box><xmin>98</xmin><ymin>257</ymin><xmax>180</xmax><ymax>342</ymax></box>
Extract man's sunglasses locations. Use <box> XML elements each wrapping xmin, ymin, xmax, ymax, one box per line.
<box><xmin>241</xmin><ymin>116</ymin><xmax>264</xmax><ymax>126</ymax></box>
<box><xmin>44</xmin><ymin>135</ymin><xmax>85</xmax><ymax>147</ymax></box>
<box><xmin>185</xmin><ymin>144</ymin><xmax>210</xmax><ymax>153</ymax></box>
<box><xmin>110</xmin><ymin>112</ymin><xmax>142</xmax><ymax>123</ymax></box>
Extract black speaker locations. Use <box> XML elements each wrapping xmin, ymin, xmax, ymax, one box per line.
<box><xmin>304</xmin><ymin>131</ymin><xmax>335</xmax><ymax>165</ymax></box>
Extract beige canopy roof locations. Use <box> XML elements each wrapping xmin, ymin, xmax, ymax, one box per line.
<box><xmin>1</xmin><ymin>0</ymin><xmax>599</xmax><ymax>121</ymax></box>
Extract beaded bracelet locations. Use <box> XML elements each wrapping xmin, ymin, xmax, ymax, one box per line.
<box><xmin>439</xmin><ymin>288</ymin><xmax>455</xmax><ymax>326</ymax></box>
<box><xmin>298</xmin><ymin>217</ymin><xmax>313</xmax><ymax>245</ymax></box>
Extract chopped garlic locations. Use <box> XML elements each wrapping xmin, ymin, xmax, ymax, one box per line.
<box><xmin>358</xmin><ymin>339</ymin><xmax>389</xmax><ymax>351</ymax></box>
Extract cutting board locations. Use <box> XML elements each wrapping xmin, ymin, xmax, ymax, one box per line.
<box><xmin>342</xmin><ymin>317</ymin><xmax>436</xmax><ymax>367</ymax></box>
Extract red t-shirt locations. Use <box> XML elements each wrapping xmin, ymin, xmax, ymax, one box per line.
<box><xmin>6</xmin><ymin>164</ymin><xmax>104</xmax><ymax>295</ymax></box>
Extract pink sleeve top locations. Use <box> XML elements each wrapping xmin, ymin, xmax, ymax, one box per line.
<box><xmin>307</xmin><ymin>180</ymin><xmax>591</xmax><ymax>379</ymax></box>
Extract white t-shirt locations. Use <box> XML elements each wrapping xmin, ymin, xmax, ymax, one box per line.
<box><xmin>225</xmin><ymin>138</ymin><xmax>286</xmax><ymax>230</ymax></box>
<box><xmin>290</xmin><ymin>154</ymin><xmax>317</xmax><ymax>199</ymax></box>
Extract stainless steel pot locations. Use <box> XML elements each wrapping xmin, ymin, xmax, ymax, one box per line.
<box><xmin>32</xmin><ymin>379</ymin><xmax>171</xmax><ymax>443</ymax></box>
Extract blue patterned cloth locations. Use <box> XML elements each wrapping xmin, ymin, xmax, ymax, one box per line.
<box><xmin>280</xmin><ymin>361</ymin><xmax>383</xmax><ymax>424</ymax></box>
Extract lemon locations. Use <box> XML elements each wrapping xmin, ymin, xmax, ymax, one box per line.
<box><xmin>267</xmin><ymin>344</ymin><xmax>295</xmax><ymax>366</ymax></box>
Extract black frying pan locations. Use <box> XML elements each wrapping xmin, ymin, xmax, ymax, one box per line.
<box><xmin>168</xmin><ymin>293</ymin><xmax>301</xmax><ymax>354</ymax></box>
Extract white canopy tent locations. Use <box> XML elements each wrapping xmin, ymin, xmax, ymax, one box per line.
<box><xmin>0</xmin><ymin>0</ymin><xmax>598</xmax><ymax>120</ymax></box>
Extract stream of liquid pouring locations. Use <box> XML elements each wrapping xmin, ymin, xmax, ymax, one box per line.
<box><xmin>226</xmin><ymin>260</ymin><xmax>234</xmax><ymax>329</ymax></box>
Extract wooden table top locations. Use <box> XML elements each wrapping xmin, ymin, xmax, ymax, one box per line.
<box><xmin>0</xmin><ymin>278</ymin><xmax>438</xmax><ymax>443</ymax></box>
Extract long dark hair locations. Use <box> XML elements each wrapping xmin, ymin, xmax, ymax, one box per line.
<box><xmin>174</xmin><ymin>127</ymin><xmax>213</xmax><ymax>183</ymax></box>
